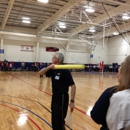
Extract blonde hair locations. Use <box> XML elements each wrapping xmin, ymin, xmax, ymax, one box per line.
<box><xmin>115</xmin><ymin>56</ymin><xmax>130</xmax><ymax>92</ymax></box>
<box><xmin>121</xmin><ymin>55</ymin><xmax>130</xmax><ymax>89</ymax></box>
<box><xmin>115</xmin><ymin>62</ymin><xmax>125</xmax><ymax>92</ymax></box>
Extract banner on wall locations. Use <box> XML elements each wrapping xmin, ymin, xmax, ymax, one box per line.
<box><xmin>21</xmin><ymin>45</ymin><xmax>34</xmax><ymax>52</ymax></box>
<box><xmin>46</xmin><ymin>47</ymin><xmax>59</xmax><ymax>52</ymax></box>
<box><xmin>0</xmin><ymin>49</ymin><xmax>4</xmax><ymax>54</ymax></box>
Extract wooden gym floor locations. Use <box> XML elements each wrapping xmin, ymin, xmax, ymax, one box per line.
<box><xmin>0</xmin><ymin>71</ymin><xmax>118</xmax><ymax>130</ymax></box>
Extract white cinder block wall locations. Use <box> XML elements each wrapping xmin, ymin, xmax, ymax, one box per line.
<box><xmin>1</xmin><ymin>26</ymin><xmax>130</xmax><ymax>64</ymax></box>
<box><xmin>107</xmin><ymin>35</ymin><xmax>130</xmax><ymax>64</ymax></box>
<box><xmin>4</xmin><ymin>39</ymin><xmax>36</xmax><ymax>62</ymax></box>
<box><xmin>2</xmin><ymin>27</ymin><xmax>130</xmax><ymax>64</ymax></box>
<box><xmin>1</xmin><ymin>34</ymin><xmax>107</xmax><ymax>64</ymax></box>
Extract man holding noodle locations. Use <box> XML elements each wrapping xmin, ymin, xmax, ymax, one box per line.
<box><xmin>39</xmin><ymin>52</ymin><xmax>76</xmax><ymax>130</ymax></box>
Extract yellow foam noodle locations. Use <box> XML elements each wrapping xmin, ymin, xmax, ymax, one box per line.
<box><xmin>54</xmin><ymin>64</ymin><xmax>85</xmax><ymax>69</ymax></box>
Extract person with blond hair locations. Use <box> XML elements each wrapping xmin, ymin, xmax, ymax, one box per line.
<box><xmin>106</xmin><ymin>55</ymin><xmax>130</xmax><ymax>130</ymax></box>
<box><xmin>91</xmin><ymin>62</ymin><xmax>124</xmax><ymax>130</ymax></box>
<box><xmin>21</xmin><ymin>61</ymin><xmax>25</xmax><ymax>71</ymax></box>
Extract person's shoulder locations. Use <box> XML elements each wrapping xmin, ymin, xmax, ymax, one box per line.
<box><xmin>98</xmin><ymin>87</ymin><xmax>115</xmax><ymax>98</ymax></box>
<box><xmin>104</xmin><ymin>86</ymin><xmax>116</xmax><ymax>93</ymax></box>
<box><xmin>105</xmin><ymin>86</ymin><xmax>115</xmax><ymax>91</ymax></box>
<box><xmin>113</xmin><ymin>89</ymin><xmax>130</xmax><ymax>99</ymax></box>
<box><xmin>99</xmin><ymin>86</ymin><xmax>116</xmax><ymax>98</ymax></box>
<box><xmin>110</xmin><ymin>90</ymin><xmax>130</xmax><ymax>105</ymax></box>
<box><xmin>111</xmin><ymin>90</ymin><xmax>130</xmax><ymax>112</ymax></box>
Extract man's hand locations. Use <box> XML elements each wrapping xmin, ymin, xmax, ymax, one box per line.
<box><xmin>48</xmin><ymin>64</ymin><xmax>55</xmax><ymax>69</ymax></box>
<box><xmin>69</xmin><ymin>102</ymin><xmax>75</xmax><ymax>112</ymax></box>
<box><xmin>39</xmin><ymin>64</ymin><xmax>55</xmax><ymax>75</ymax></box>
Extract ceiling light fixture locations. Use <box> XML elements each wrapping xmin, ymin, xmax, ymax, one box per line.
<box><xmin>113</xmin><ymin>32</ymin><xmax>119</xmax><ymax>35</ymax></box>
<box><xmin>84</xmin><ymin>6</ymin><xmax>88</xmax><ymax>8</ymax></box>
<box><xmin>85</xmin><ymin>7</ymin><xmax>95</xmax><ymax>13</ymax></box>
<box><xmin>89</xmin><ymin>29</ymin><xmax>96</xmax><ymax>32</ymax></box>
<box><xmin>122</xmin><ymin>15</ymin><xmax>130</xmax><ymax>20</ymax></box>
<box><xmin>59</xmin><ymin>25</ymin><xmax>66</xmax><ymax>29</ymax></box>
<box><xmin>59</xmin><ymin>22</ymin><xmax>65</xmax><ymax>26</ymax></box>
<box><xmin>22</xmin><ymin>20</ymin><xmax>31</xmax><ymax>24</ymax></box>
<box><xmin>37</xmin><ymin>0</ymin><xmax>49</xmax><ymax>3</ymax></box>
<box><xmin>22</xmin><ymin>17</ymin><xmax>30</xmax><ymax>20</ymax></box>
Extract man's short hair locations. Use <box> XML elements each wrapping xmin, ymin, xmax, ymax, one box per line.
<box><xmin>55</xmin><ymin>53</ymin><xmax>64</xmax><ymax>63</ymax></box>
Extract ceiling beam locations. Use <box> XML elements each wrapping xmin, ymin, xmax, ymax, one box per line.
<box><xmin>97</xmin><ymin>21</ymin><xmax>130</xmax><ymax>38</ymax></box>
<box><xmin>1</xmin><ymin>0</ymin><xmax>15</xmax><ymax>29</ymax></box>
<box><xmin>68</xmin><ymin>1</ymin><xmax>130</xmax><ymax>37</ymax></box>
<box><xmin>106</xmin><ymin>0</ymin><xmax>130</xmax><ymax>7</ymax></box>
<box><xmin>0</xmin><ymin>31</ymin><xmax>89</xmax><ymax>43</ymax></box>
<box><xmin>37</xmin><ymin>0</ymin><xmax>83</xmax><ymax>32</ymax></box>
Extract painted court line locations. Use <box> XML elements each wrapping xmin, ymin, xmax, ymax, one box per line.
<box><xmin>11</xmin><ymin>74</ymin><xmax>87</xmax><ymax>116</ymax></box>
<box><xmin>0</xmin><ymin>104</ymin><xmax>42</xmax><ymax>130</ymax></box>
<box><xmin>0</xmin><ymin>94</ymin><xmax>72</xmax><ymax>130</ymax></box>
<box><xmin>0</xmin><ymin>101</ymin><xmax>52</xmax><ymax>129</ymax></box>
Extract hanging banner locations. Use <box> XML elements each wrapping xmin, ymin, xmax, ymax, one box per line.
<box><xmin>46</xmin><ymin>47</ymin><xmax>59</xmax><ymax>52</ymax></box>
<box><xmin>0</xmin><ymin>49</ymin><xmax>4</xmax><ymax>54</ymax></box>
<box><xmin>21</xmin><ymin>45</ymin><xmax>34</xmax><ymax>52</ymax></box>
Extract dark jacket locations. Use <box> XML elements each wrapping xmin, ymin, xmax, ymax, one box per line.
<box><xmin>91</xmin><ymin>86</ymin><xmax>117</xmax><ymax>130</ymax></box>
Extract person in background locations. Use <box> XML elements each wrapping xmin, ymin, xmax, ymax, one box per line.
<box><xmin>11</xmin><ymin>61</ymin><xmax>14</xmax><ymax>67</ymax></box>
<box><xmin>0</xmin><ymin>61</ymin><xmax>2</xmax><ymax>71</ymax></box>
<box><xmin>1</xmin><ymin>62</ymin><xmax>4</xmax><ymax>71</ymax></box>
<box><xmin>21</xmin><ymin>61</ymin><xmax>25</xmax><ymax>71</ymax></box>
<box><xmin>106</xmin><ymin>55</ymin><xmax>130</xmax><ymax>130</ymax></box>
<box><xmin>39</xmin><ymin>63</ymin><xmax>44</xmax><ymax>78</ymax></box>
<box><xmin>31</xmin><ymin>63</ymin><xmax>34</xmax><ymax>71</ymax></box>
<box><xmin>34</xmin><ymin>62</ymin><xmax>38</xmax><ymax>71</ymax></box>
<box><xmin>39</xmin><ymin>53</ymin><xmax>76</xmax><ymax>130</ymax></box>
<box><xmin>6</xmin><ymin>61</ymin><xmax>9</xmax><ymax>71</ymax></box>
<box><xmin>28</xmin><ymin>63</ymin><xmax>31</xmax><ymax>71</ymax></box>
<box><xmin>97</xmin><ymin>64</ymin><xmax>99</xmax><ymax>72</ymax></box>
<box><xmin>3</xmin><ymin>59</ymin><xmax>7</xmax><ymax>71</ymax></box>
<box><xmin>9</xmin><ymin>62</ymin><xmax>12</xmax><ymax>71</ymax></box>
<box><xmin>93</xmin><ymin>64</ymin><xmax>96</xmax><ymax>71</ymax></box>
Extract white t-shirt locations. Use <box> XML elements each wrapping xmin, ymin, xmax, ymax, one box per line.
<box><xmin>106</xmin><ymin>89</ymin><xmax>130</xmax><ymax>130</ymax></box>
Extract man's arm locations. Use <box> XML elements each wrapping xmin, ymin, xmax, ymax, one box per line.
<box><xmin>70</xmin><ymin>84</ymin><xmax>76</xmax><ymax>111</ymax></box>
<box><xmin>39</xmin><ymin>64</ymin><xmax>54</xmax><ymax>75</ymax></box>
